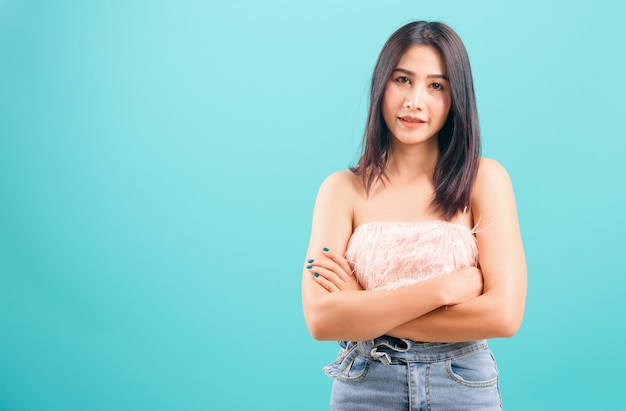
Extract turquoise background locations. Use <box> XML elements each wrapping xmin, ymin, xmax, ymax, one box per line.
<box><xmin>1</xmin><ymin>0</ymin><xmax>624</xmax><ymax>409</ymax></box>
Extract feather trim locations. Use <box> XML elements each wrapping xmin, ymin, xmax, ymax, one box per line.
<box><xmin>345</xmin><ymin>221</ymin><xmax>478</xmax><ymax>291</ymax></box>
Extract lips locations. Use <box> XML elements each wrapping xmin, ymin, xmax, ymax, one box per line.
<box><xmin>398</xmin><ymin>115</ymin><xmax>426</xmax><ymax>123</ymax></box>
<box><xmin>398</xmin><ymin>115</ymin><xmax>426</xmax><ymax>128</ymax></box>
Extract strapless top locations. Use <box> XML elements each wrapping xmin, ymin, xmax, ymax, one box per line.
<box><xmin>345</xmin><ymin>221</ymin><xmax>478</xmax><ymax>291</ymax></box>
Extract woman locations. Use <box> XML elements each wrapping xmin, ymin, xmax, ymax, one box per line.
<box><xmin>301</xmin><ymin>21</ymin><xmax>526</xmax><ymax>410</ymax></box>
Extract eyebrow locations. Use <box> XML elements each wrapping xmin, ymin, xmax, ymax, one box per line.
<box><xmin>392</xmin><ymin>68</ymin><xmax>448</xmax><ymax>80</ymax></box>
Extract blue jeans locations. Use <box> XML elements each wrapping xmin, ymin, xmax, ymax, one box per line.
<box><xmin>324</xmin><ymin>336</ymin><xmax>502</xmax><ymax>410</ymax></box>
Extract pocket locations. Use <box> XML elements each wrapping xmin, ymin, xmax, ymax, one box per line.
<box><xmin>323</xmin><ymin>343</ymin><xmax>370</xmax><ymax>382</ymax></box>
<box><xmin>445</xmin><ymin>348</ymin><xmax>499</xmax><ymax>388</ymax></box>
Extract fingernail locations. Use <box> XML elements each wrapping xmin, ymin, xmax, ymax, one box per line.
<box><xmin>306</xmin><ymin>265</ymin><xmax>313</xmax><ymax>269</ymax></box>
<box><xmin>314</xmin><ymin>273</ymin><xmax>319</xmax><ymax>278</ymax></box>
<box><xmin>322</xmin><ymin>247</ymin><xmax>329</xmax><ymax>252</ymax></box>
<box><xmin>307</xmin><ymin>259</ymin><xmax>314</xmax><ymax>263</ymax></box>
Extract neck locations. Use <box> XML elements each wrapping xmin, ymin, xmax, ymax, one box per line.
<box><xmin>386</xmin><ymin>138</ymin><xmax>439</xmax><ymax>182</ymax></box>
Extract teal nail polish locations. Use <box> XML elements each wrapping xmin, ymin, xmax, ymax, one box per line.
<box><xmin>323</xmin><ymin>247</ymin><xmax>329</xmax><ymax>252</ymax></box>
<box><xmin>314</xmin><ymin>273</ymin><xmax>319</xmax><ymax>278</ymax></box>
<box><xmin>306</xmin><ymin>265</ymin><xmax>313</xmax><ymax>269</ymax></box>
<box><xmin>307</xmin><ymin>259</ymin><xmax>314</xmax><ymax>263</ymax></box>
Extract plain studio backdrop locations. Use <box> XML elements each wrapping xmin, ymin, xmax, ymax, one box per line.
<box><xmin>1</xmin><ymin>1</ymin><xmax>624</xmax><ymax>410</ymax></box>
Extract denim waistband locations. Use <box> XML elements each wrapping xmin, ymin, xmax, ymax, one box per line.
<box><xmin>339</xmin><ymin>336</ymin><xmax>488</xmax><ymax>366</ymax></box>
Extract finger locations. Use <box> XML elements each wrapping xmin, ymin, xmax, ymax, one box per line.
<box><xmin>306</xmin><ymin>255</ymin><xmax>348</xmax><ymax>279</ymax></box>
<box><xmin>308</xmin><ymin>261</ymin><xmax>363</xmax><ymax>292</ymax></box>
<box><xmin>308</xmin><ymin>259</ymin><xmax>350</xmax><ymax>283</ymax></box>
<box><xmin>312</xmin><ymin>272</ymin><xmax>340</xmax><ymax>292</ymax></box>
<box><xmin>312</xmin><ymin>251</ymin><xmax>353</xmax><ymax>283</ymax></box>
<box><xmin>307</xmin><ymin>260</ymin><xmax>356</xmax><ymax>290</ymax></box>
<box><xmin>322</xmin><ymin>248</ymin><xmax>354</xmax><ymax>276</ymax></box>
<box><xmin>307</xmin><ymin>265</ymin><xmax>344</xmax><ymax>289</ymax></box>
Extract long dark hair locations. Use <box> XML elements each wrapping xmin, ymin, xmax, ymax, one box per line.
<box><xmin>352</xmin><ymin>21</ymin><xmax>480</xmax><ymax>220</ymax></box>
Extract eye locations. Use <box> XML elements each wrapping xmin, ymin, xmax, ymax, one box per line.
<box><xmin>395</xmin><ymin>76</ymin><xmax>410</xmax><ymax>84</ymax></box>
<box><xmin>431</xmin><ymin>82</ymin><xmax>445</xmax><ymax>91</ymax></box>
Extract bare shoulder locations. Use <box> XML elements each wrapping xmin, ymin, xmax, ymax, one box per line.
<box><xmin>471</xmin><ymin>157</ymin><xmax>519</xmax><ymax>226</ymax></box>
<box><xmin>473</xmin><ymin>157</ymin><xmax>513</xmax><ymax>198</ymax></box>
<box><xmin>309</xmin><ymin>170</ymin><xmax>360</xmax><ymax>254</ymax></box>
<box><xmin>317</xmin><ymin>169</ymin><xmax>361</xmax><ymax>199</ymax></box>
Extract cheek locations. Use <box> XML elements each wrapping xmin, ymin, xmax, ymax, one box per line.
<box><xmin>434</xmin><ymin>95</ymin><xmax>452</xmax><ymax>117</ymax></box>
<box><xmin>382</xmin><ymin>85</ymin><xmax>401</xmax><ymax>114</ymax></box>
<box><xmin>386</xmin><ymin>84</ymin><xmax>401</xmax><ymax>99</ymax></box>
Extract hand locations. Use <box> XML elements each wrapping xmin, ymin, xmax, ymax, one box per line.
<box><xmin>440</xmin><ymin>266</ymin><xmax>483</xmax><ymax>306</ymax></box>
<box><xmin>306</xmin><ymin>248</ymin><xmax>363</xmax><ymax>292</ymax></box>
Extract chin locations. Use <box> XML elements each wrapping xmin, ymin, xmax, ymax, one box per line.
<box><xmin>392</xmin><ymin>132</ymin><xmax>437</xmax><ymax>146</ymax></box>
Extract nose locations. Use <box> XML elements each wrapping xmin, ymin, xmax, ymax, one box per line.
<box><xmin>405</xmin><ymin>85</ymin><xmax>425</xmax><ymax>110</ymax></box>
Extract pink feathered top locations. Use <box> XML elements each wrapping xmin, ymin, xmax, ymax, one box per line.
<box><xmin>345</xmin><ymin>221</ymin><xmax>478</xmax><ymax>291</ymax></box>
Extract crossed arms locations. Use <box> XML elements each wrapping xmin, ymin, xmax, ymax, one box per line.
<box><xmin>301</xmin><ymin>159</ymin><xmax>527</xmax><ymax>342</ymax></box>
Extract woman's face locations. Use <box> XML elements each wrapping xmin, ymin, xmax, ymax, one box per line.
<box><xmin>382</xmin><ymin>45</ymin><xmax>452</xmax><ymax>148</ymax></box>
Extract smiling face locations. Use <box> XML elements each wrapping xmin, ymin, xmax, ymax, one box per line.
<box><xmin>382</xmin><ymin>45</ymin><xmax>452</xmax><ymax>148</ymax></box>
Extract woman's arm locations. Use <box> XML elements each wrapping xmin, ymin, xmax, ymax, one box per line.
<box><xmin>386</xmin><ymin>159</ymin><xmax>527</xmax><ymax>342</ymax></box>
<box><xmin>301</xmin><ymin>171</ymin><xmax>482</xmax><ymax>341</ymax></box>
